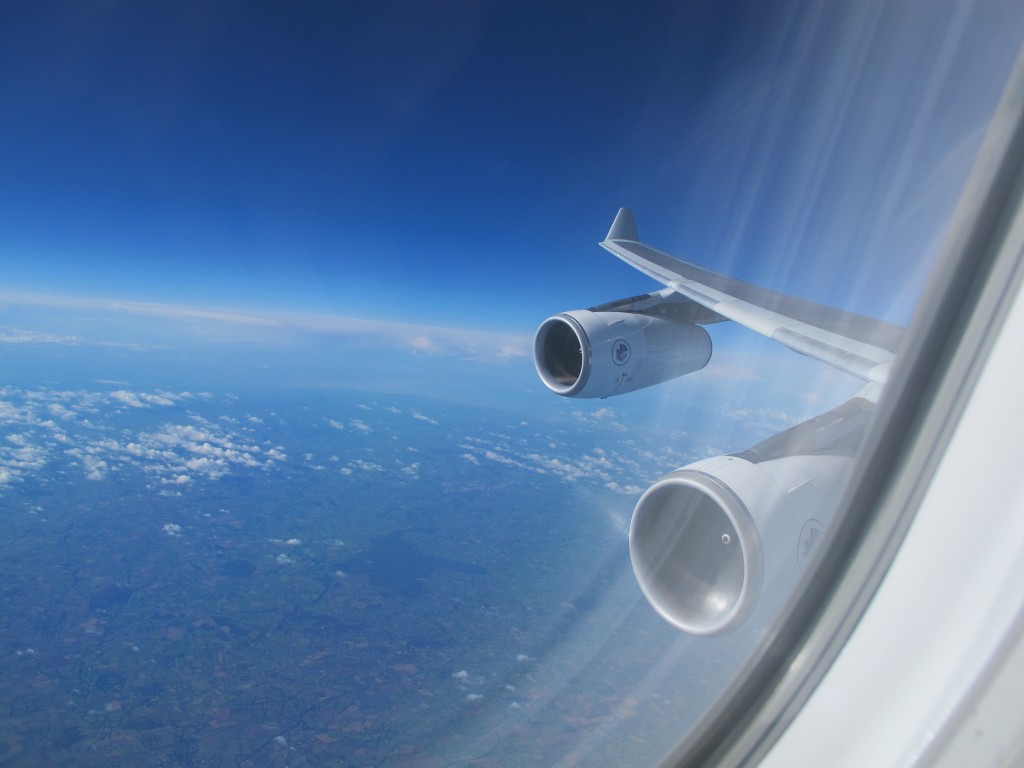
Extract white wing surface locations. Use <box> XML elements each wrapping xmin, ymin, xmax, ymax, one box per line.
<box><xmin>599</xmin><ymin>208</ymin><xmax>902</xmax><ymax>384</ymax></box>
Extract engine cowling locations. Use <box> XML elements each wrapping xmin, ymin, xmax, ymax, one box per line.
<box><xmin>629</xmin><ymin>453</ymin><xmax>853</xmax><ymax>636</ymax></box>
<box><xmin>534</xmin><ymin>310</ymin><xmax>712</xmax><ymax>398</ymax></box>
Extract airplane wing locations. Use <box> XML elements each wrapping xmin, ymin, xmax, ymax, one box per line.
<box><xmin>533</xmin><ymin>209</ymin><xmax>906</xmax><ymax>636</ymax></box>
<box><xmin>599</xmin><ymin>208</ymin><xmax>902</xmax><ymax>384</ymax></box>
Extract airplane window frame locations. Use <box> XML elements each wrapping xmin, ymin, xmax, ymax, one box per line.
<box><xmin>658</xmin><ymin>51</ymin><xmax>1024</xmax><ymax>768</ymax></box>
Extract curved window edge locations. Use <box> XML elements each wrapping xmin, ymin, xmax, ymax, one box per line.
<box><xmin>660</xmin><ymin>48</ymin><xmax>1024</xmax><ymax>768</ymax></box>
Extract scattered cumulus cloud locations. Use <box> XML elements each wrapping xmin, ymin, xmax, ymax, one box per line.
<box><xmin>0</xmin><ymin>384</ymin><xmax>689</xmax><ymax>508</ymax></box>
<box><xmin>411</xmin><ymin>411</ymin><xmax>438</xmax><ymax>425</ymax></box>
<box><xmin>347</xmin><ymin>459</ymin><xmax>383</xmax><ymax>472</ymax></box>
<box><xmin>605</xmin><ymin>481</ymin><xmax>644</xmax><ymax>495</ymax></box>
<box><xmin>47</xmin><ymin>403</ymin><xmax>76</xmax><ymax>420</ymax></box>
<box><xmin>81</xmin><ymin>454</ymin><xmax>109</xmax><ymax>480</ymax></box>
<box><xmin>571</xmin><ymin>407</ymin><xmax>627</xmax><ymax>431</ymax></box>
<box><xmin>110</xmin><ymin>390</ymin><xmax>178</xmax><ymax>408</ymax></box>
<box><xmin>0</xmin><ymin>387</ymin><xmax>288</xmax><ymax>491</ymax></box>
<box><xmin>455</xmin><ymin>421</ymin><xmax>683</xmax><ymax>493</ymax></box>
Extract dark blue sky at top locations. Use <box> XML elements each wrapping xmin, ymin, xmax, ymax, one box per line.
<box><xmin>2</xmin><ymin>1</ymin><xmax>1022</xmax><ymax>331</ymax></box>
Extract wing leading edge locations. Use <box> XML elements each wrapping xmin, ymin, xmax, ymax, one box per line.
<box><xmin>599</xmin><ymin>208</ymin><xmax>902</xmax><ymax>384</ymax></box>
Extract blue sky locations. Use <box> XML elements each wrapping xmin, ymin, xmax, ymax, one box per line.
<box><xmin>0</xmin><ymin>0</ymin><xmax>1022</xmax><ymax>430</ymax></box>
<box><xmin>3</xmin><ymin>1</ymin><xmax>1021</xmax><ymax>334</ymax></box>
<box><xmin>1</xmin><ymin>0</ymin><xmax>728</xmax><ymax>322</ymax></box>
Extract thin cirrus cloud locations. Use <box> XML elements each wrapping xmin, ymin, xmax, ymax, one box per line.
<box><xmin>0</xmin><ymin>293</ymin><xmax>531</xmax><ymax>361</ymax></box>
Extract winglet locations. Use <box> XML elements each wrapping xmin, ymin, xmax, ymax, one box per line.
<box><xmin>606</xmin><ymin>207</ymin><xmax>638</xmax><ymax>241</ymax></box>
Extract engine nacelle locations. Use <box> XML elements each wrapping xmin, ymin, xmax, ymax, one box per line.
<box><xmin>534</xmin><ymin>310</ymin><xmax>712</xmax><ymax>398</ymax></box>
<box><xmin>629</xmin><ymin>453</ymin><xmax>853</xmax><ymax>636</ymax></box>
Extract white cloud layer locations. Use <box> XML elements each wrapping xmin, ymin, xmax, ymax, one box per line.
<box><xmin>0</xmin><ymin>387</ymin><xmax>287</xmax><ymax>490</ymax></box>
<box><xmin>0</xmin><ymin>293</ymin><xmax>531</xmax><ymax>360</ymax></box>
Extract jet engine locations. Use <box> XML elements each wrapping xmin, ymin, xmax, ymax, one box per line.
<box><xmin>629</xmin><ymin>452</ymin><xmax>853</xmax><ymax>636</ymax></box>
<box><xmin>534</xmin><ymin>310</ymin><xmax>712</xmax><ymax>398</ymax></box>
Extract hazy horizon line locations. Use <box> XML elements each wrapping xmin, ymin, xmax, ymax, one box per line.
<box><xmin>0</xmin><ymin>291</ymin><xmax>532</xmax><ymax>360</ymax></box>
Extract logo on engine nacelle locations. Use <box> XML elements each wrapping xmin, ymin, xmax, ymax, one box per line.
<box><xmin>797</xmin><ymin>518</ymin><xmax>824</xmax><ymax>568</ymax></box>
<box><xmin>612</xmin><ymin>339</ymin><xmax>631</xmax><ymax>366</ymax></box>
